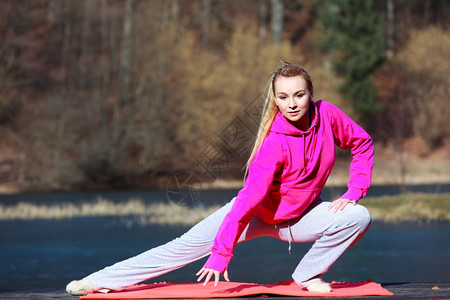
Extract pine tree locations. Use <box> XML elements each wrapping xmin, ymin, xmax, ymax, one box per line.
<box><xmin>316</xmin><ymin>0</ymin><xmax>385</xmax><ymax>117</ymax></box>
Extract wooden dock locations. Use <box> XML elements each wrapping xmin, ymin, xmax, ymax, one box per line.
<box><xmin>0</xmin><ymin>282</ymin><xmax>448</xmax><ymax>299</ymax></box>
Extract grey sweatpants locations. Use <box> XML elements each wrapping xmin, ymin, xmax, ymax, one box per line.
<box><xmin>84</xmin><ymin>199</ymin><xmax>371</xmax><ymax>291</ymax></box>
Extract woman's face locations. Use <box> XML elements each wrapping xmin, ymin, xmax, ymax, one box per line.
<box><xmin>273</xmin><ymin>75</ymin><xmax>312</xmax><ymax>129</ymax></box>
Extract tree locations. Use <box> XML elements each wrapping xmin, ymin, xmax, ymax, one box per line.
<box><xmin>374</xmin><ymin>61</ymin><xmax>412</xmax><ymax>191</ymax></box>
<box><xmin>373</xmin><ymin>26</ymin><xmax>449</xmax><ymax>190</ymax></box>
<box><xmin>396</xmin><ymin>26</ymin><xmax>450</xmax><ymax>152</ymax></box>
<box><xmin>316</xmin><ymin>0</ymin><xmax>385</xmax><ymax>119</ymax></box>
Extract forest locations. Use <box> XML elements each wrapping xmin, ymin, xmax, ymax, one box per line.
<box><xmin>0</xmin><ymin>0</ymin><xmax>449</xmax><ymax>192</ymax></box>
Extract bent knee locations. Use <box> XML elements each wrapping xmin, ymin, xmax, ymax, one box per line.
<box><xmin>352</xmin><ymin>204</ymin><xmax>372</xmax><ymax>228</ymax></box>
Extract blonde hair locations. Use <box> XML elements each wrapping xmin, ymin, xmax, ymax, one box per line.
<box><xmin>245</xmin><ymin>63</ymin><xmax>313</xmax><ymax>175</ymax></box>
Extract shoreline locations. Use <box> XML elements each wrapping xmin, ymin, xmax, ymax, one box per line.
<box><xmin>0</xmin><ymin>179</ymin><xmax>449</xmax><ymax>195</ymax></box>
<box><xmin>0</xmin><ymin>157</ymin><xmax>449</xmax><ymax>194</ymax></box>
<box><xmin>205</xmin><ymin>157</ymin><xmax>450</xmax><ymax>189</ymax></box>
<box><xmin>1</xmin><ymin>180</ymin><xmax>449</xmax><ymax>195</ymax></box>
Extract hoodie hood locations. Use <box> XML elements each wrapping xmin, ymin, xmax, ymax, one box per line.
<box><xmin>270</xmin><ymin>101</ymin><xmax>319</xmax><ymax>136</ymax></box>
<box><xmin>269</xmin><ymin>101</ymin><xmax>320</xmax><ymax>177</ymax></box>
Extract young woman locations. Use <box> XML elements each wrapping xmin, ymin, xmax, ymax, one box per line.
<box><xmin>67</xmin><ymin>63</ymin><xmax>373</xmax><ymax>295</ymax></box>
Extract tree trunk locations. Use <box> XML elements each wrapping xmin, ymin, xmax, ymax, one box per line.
<box><xmin>60</xmin><ymin>0</ymin><xmax>71</xmax><ymax>90</ymax></box>
<box><xmin>271</xmin><ymin>0</ymin><xmax>284</xmax><ymax>44</ymax></box>
<box><xmin>47</xmin><ymin>0</ymin><xmax>61</xmax><ymax>26</ymax></box>
<box><xmin>424</xmin><ymin>0</ymin><xmax>431</xmax><ymax>26</ymax></box>
<box><xmin>170</xmin><ymin>0</ymin><xmax>180</xmax><ymax>29</ymax></box>
<box><xmin>201</xmin><ymin>0</ymin><xmax>211</xmax><ymax>48</ymax></box>
<box><xmin>386</xmin><ymin>0</ymin><xmax>395</xmax><ymax>59</ymax></box>
<box><xmin>120</xmin><ymin>0</ymin><xmax>133</xmax><ymax>106</ymax></box>
<box><xmin>258</xmin><ymin>0</ymin><xmax>268</xmax><ymax>40</ymax></box>
<box><xmin>81</xmin><ymin>0</ymin><xmax>95</xmax><ymax>82</ymax></box>
<box><xmin>112</xmin><ymin>0</ymin><xmax>133</xmax><ymax>150</ymax></box>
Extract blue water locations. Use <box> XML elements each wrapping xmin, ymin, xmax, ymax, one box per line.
<box><xmin>0</xmin><ymin>186</ymin><xmax>449</xmax><ymax>291</ymax></box>
<box><xmin>0</xmin><ymin>183</ymin><xmax>449</xmax><ymax>206</ymax></box>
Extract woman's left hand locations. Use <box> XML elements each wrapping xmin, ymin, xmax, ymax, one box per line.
<box><xmin>328</xmin><ymin>198</ymin><xmax>356</xmax><ymax>213</ymax></box>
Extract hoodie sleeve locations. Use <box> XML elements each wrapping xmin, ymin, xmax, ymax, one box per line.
<box><xmin>323</xmin><ymin>101</ymin><xmax>374</xmax><ymax>201</ymax></box>
<box><xmin>203</xmin><ymin>135</ymin><xmax>284</xmax><ymax>273</ymax></box>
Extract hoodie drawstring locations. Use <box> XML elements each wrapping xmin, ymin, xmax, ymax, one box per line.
<box><xmin>275</xmin><ymin>222</ymin><xmax>292</xmax><ymax>254</ymax></box>
<box><xmin>287</xmin><ymin>220</ymin><xmax>292</xmax><ymax>254</ymax></box>
<box><xmin>302</xmin><ymin>135</ymin><xmax>306</xmax><ymax>168</ymax></box>
<box><xmin>303</xmin><ymin>124</ymin><xmax>318</xmax><ymax>172</ymax></box>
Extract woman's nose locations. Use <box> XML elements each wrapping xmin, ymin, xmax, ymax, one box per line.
<box><xmin>288</xmin><ymin>98</ymin><xmax>296</xmax><ymax>108</ymax></box>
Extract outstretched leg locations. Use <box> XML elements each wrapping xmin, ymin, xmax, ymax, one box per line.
<box><xmin>67</xmin><ymin>200</ymin><xmax>235</xmax><ymax>294</ymax></box>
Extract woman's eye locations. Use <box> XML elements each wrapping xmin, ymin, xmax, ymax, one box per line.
<box><xmin>279</xmin><ymin>96</ymin><xmax>287</xmax><ymax>100</ymax></box>
<box><xmin>297</xmin><ymin>93</ymin><xmax>304</xmax><ymax>98</ymax></box>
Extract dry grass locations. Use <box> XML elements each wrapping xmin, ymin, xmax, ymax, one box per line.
<box><xmin>0</xmin><ymin>196</ymin><xmax>221</xmax><ymax>226</ymax></box>
<box><xmin>362</xmin><ymin>193</ymin><xmax>450</xmax><ymax>223</ymax></box>
<box><xmin>1</xmin><ymin>194</ymin><xmax>449</xmax><ymax>224</ymax></box>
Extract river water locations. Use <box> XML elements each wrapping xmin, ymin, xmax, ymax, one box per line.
<box><xmin>0</xmin><ymin>185</ymin><xmax>449</xmax><ymax>291</ymax></box>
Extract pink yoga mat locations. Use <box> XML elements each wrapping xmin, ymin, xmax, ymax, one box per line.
<box><xmin>81</xmin><ymin>280</ymin><xmax>394</xmax><ymax>299</ymax></box>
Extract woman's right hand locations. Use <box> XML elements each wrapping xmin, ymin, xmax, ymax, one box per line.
<box><xmin>196</xmin><ymin>267</ymin><xmax>229</xmax><ymax>286</ymax></box>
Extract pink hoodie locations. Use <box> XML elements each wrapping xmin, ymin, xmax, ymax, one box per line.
<box><xmin>203</xmin><ymin>100</ymin><xmax>374</xmax><ymax>273</ymax></box>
